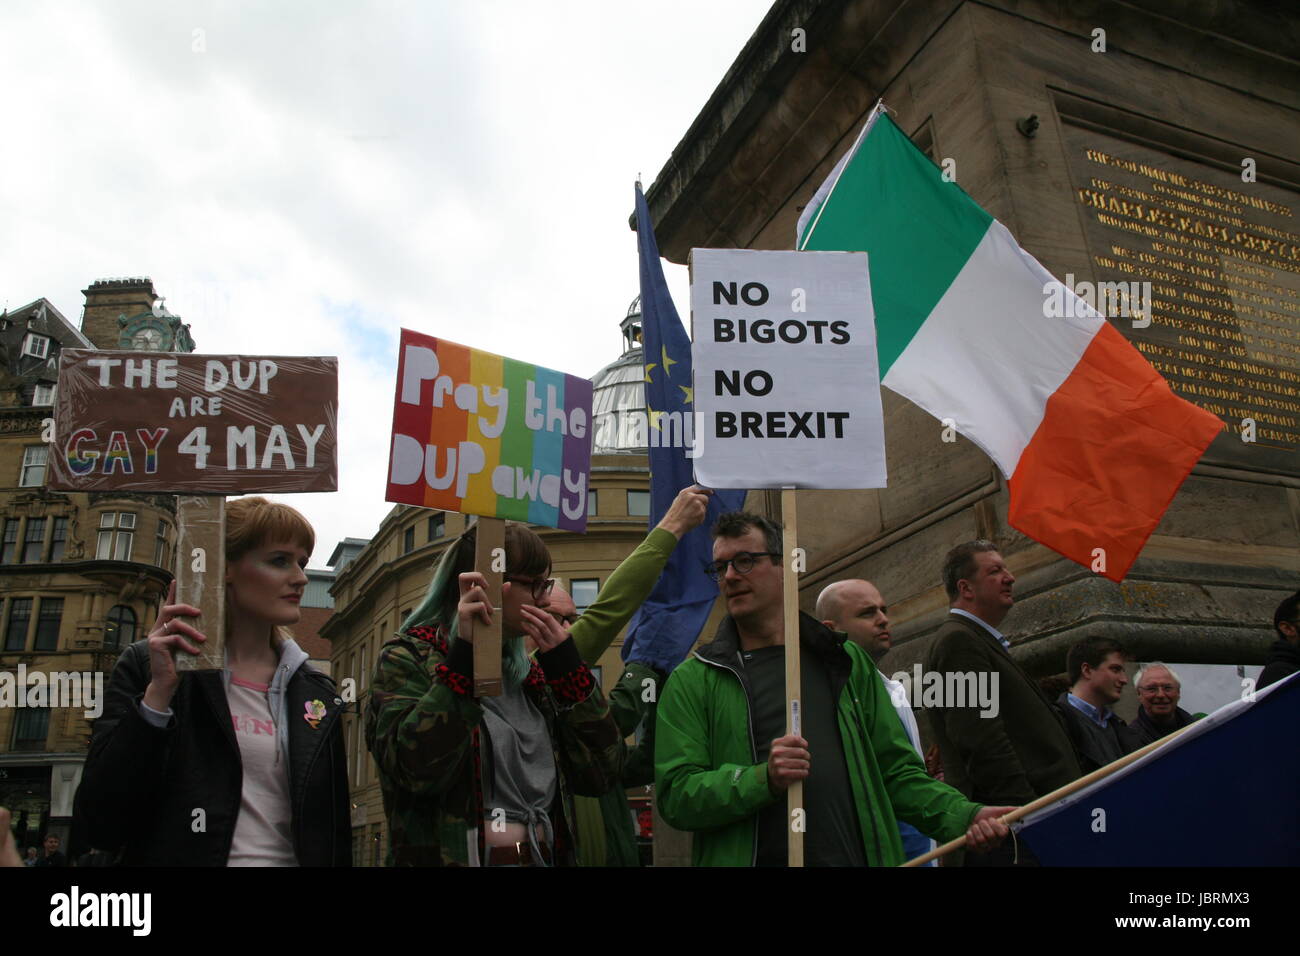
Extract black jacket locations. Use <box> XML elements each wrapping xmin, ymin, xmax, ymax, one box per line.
<box><xmin>1053</xmin><ymin>692</ymin><xmax>1141</xmax><ymax>774</ymax></box>
<box><xmin>1258</xmin><ymin>639</ymin><xmax>1300</xmax><ymax>691</ymax></box>
<box><xmin>74</xmin><ymin>640</ymin><xmax>350</xmax><ymax>866</ymax></box>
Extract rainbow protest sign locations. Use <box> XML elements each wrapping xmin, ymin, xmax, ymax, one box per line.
<box><xmin>386</xmin><ymin>329</ymin><xmax>593</xmax><ymax>531</ymax></box>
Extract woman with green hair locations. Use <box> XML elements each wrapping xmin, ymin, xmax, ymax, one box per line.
<box><xmin>366</xmin><ymin>520</ymin><xmax>623</xmax><ymax>866</ymax></box>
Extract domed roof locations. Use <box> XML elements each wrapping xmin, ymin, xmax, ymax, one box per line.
<box><xmin>590</xmin><ymin>297</ymin><xmax>650</xmax><ymax>454</ymax></box>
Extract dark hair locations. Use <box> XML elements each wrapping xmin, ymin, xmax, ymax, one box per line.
<box><xmin>940</xmin><ymin>539</ymin><xmax>999</xmax><ymax>601</ymax></box>
<box><xmin>436</xmin><ymin>521</ymin><xmax>551</xmax><ymax>625</ymax></box>
<box><xmin>1066</xmin><ymin>637</ymin><xmax>1129</xmax><ymax>685</ymax></box>
<box><xmin>711</xmin><ymin>511</ymin><xmax>782</xmax><ymax>555</ymax></box>
<box><xmin>1273</xmin><ymin>590</ymin><xmax>1300</xmax><ymax>636</ymax></box>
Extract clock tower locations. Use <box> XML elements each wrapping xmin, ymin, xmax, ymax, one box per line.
<box><xmin>80</xmin><ymin>277</ymin><xmax>197</xmax><ymax>353</ymax></box>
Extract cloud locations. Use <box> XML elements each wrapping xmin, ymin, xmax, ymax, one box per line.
<box><xmin>1</xmin><ymin>0</ymin><xmax>770</xmax><ymax>563</ymax></box>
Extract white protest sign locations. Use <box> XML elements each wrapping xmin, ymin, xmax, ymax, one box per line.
<box><xmin>690</xmin><ymin>248</ymin><xmax>885</xmax><ymax>489</ymax></box>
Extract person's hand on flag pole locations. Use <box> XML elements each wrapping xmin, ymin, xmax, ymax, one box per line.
<box><xmin>964</xmin><ymin>805</ymin><xmax>1017</xmax><ymax>852</ymax></box>
<box><xmin>655</xmin><ymin>485</ymin><xmax>713</xmax><ymax>540</ymax></box>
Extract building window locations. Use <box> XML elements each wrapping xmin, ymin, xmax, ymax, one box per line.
<box><xmin>105</xmin><ymin>605</ymin><xmax>136</xmax><ymax>650</ymax></box>
<box><xmin>571</xmin><ymin>578</ymin><xmax>600</xmax><ymax>613</ymax></box>
<box><xmin>33</xmin><ymin>598</ymin><xmax>63</xmax><ymax>652</ymax></box>
<box><xmin>154</xmin><ymin>521</ymin><xmax>171</xmax><ymax>567</ymax></box>
<box><xmin>20</xmin><ymin>446</ymin><xmax>47</xmax><ymax>487</ymax></box>
<box><xmin>11</xmin><ymin>708</ymin><xmax>49</xmax><ymax>752</ymax></box>
<box><xmin>4</xmin><ymin>598</ymin><xmax>32</xmax><ymax>651</ymax></box>
<box><xmin>97</xmin><ymin>512</ymin><xmax>136</xmax><ymax>561</ymax></box>
<box><xmin>49</xmin><ymin>518</ymin><xmax>67</xmax><ymax>562</ymax></box>
<box><xmin>627</xmin><ymin>490</ymin><xmax>650</xmax><ymax>517</ymax></box>
<box><xmin>33</xmin><ymin>384</ymin><xmax>55</xmax><ymax>406</ymax></box>
<box><xmin>1</xmin><ymin>519</ymin><xmax>18</xmax><ymax>564</ymax></box>
<box><xmin>587</xmin><ymin>490</ymin><xmax>598</xmax><ymax>516</ymax></box>
<box><xmin>21</xmin><ymin>334</ymin><xmax>50</xmax><ymax>359</ymax></box>
<box><xmin>403</xmin><ymin>526</ymin><xmax>414</xmax><ymax>554</ymax></box>
<box><xmin>427</xmin><ymin>513</ymin><xmax>445</xmax><ymax>542</ymax></box>
<box><xmin>22</xmin><ymin>518</ymin><xmax>46</xmax><ymax>564</ymax></box>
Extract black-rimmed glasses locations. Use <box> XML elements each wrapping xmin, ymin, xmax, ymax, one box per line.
<box><xmin>705</xmin><ymin>551</ymin><xmax>782</xmax><ymax>582</ymax></box>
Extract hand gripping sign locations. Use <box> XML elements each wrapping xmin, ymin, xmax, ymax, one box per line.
<box><xmin>386</xmin><ymin>329</ymin><xmax>594</xmax><ymax>694</ymax></box>
<box><xmin>49</xmin><ymin>351</ymin><xmax>339</xmax><ymax>670</ymax></box>
<box><xmin>690</xmin><ymin>248</ymin><xmax>884</xmax><ymax>865</ymax></box>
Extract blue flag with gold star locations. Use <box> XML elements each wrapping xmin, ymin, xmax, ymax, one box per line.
<box><xmin>622</xmin><ymin>184</ymin><xmax>746</xmax><ymax>671</ymax></box>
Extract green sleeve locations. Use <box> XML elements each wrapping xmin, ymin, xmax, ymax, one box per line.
<box><xmin>570</xmin><ymin>527</ymin><xmax>678</xmax><ymax>664</ymax></box>
<box><xmin>854</xmin><ymin>651</ymin><xmax>981</xmax><ymax>841</ymax></box>
<box><xmin>364</xmin><ymin>639</ymin><xmax>484</xmax><ymax>797</ymax></box>
<box><xmin>610</xmin><ymin>661</ymin><xmax>661</xmax><ymax>788</ymax></box>
<box><xmin>654</xmin><ymin>663</ymin><xmax>778</xmax><ymax>831</ymax></box>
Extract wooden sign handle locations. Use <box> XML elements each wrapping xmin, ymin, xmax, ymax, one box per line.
<box><xmin>782</xmin><ymin>487</ymin><xmax>804</xmax><ymax>867</ymax></box>
<box><xmin>472</xmin><ymin>517</ymin><xmax>505</xmax><ymax>697</ymax></box>
<box><xmin>173</xmin><ymin>496</ymin><xmax>226</xmax><ymax>671</ymax></box>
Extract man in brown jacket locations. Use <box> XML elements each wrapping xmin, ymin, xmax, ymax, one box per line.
<box><xmin>923</xmin><ymin>540</ymin><xmax>1080</xmax><ymax>866</ymax></box>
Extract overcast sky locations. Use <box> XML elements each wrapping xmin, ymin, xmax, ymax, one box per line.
<box><xmin>1</xmin><ymin>0</ymin><xmax>772</xmax><ymax>565</ymax></box>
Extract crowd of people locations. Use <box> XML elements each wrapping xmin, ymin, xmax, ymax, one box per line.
<box><xmin>4</xmin><ymin>491</ymin><xmax>1296</xmax><ymax>868</ymax></box>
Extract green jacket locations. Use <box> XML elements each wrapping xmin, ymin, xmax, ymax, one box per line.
<box><xmin>655</xmin><ymin>612</ymin><xmax>984</xmax><ymax>866</ymax></box>
<box><xmin>567</xmin><ymin>527</ymin><xmax>678</xmax><ymax>866</ymax></box>
<box><xmin>365</xmin><ymin>627</ymin><xmax>623</xmax><ymax>866</ymax></box>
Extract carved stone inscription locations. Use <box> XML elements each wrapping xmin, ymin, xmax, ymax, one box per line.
<box><xmin>1062</xmin><ymin>125</ymin><xmax>1300</xmax><ymax>473</ymax></box>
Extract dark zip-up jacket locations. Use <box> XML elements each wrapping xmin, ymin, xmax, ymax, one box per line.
<box><xmin>74</xmin><ymin>639</ymin><xmax>350</xmax><ymax>866</ymax></box>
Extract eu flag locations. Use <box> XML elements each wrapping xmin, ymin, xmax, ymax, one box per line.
<box><xmin>621</xmin><ymin>184</ymin><xmax>746</xmax><ymax>672</ymax></box>
<box><xmin>1016</xmin><ymin>673</ymin><xmax>1299</xmax><ymax>865</ymax></box>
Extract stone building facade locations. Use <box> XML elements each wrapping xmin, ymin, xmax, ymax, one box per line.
<box><xmin>640</xmin><ymin>0</ymin><xmax>1298</xmax><ymax>716</ymax></box>
<box><xmin>0</xmin><ymin>278</ymin><xmax>194</xmax><ymax>852</ymax></box>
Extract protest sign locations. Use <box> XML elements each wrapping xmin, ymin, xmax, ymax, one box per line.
<box><xmin>386</xmin><ymin>329</ymin><xmax>594</xmax><ymax>532</ymax></box>
<box><xmin>48</xmin><ymin>351</ymin><xmax>337</xmax><ymax>670</ymax></box>
<box><xmin>48</xmin><ymin>352</ymin><xmax>338</xmax><ymax>493</ymax></box>
<box><xmin>690</xmin><ymin>248</ymin><xmax>883</xmax><ymax>866</ymax></box>
<box><xmin>689</xmin><ymin>248</ymin><xmax>885</xmax><ymax>490</ymax></box>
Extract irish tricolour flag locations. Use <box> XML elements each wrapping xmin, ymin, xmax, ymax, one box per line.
<box><xmin>798</xmin><ymin>105</ymin><xmax>1223</xmax><ymax>582</ymax></box>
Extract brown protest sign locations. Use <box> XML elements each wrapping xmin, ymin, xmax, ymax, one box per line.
<box><xmin>48</xmin><ymin>351</ymin><xmax>337</xmax><ymax>493</ymax></box>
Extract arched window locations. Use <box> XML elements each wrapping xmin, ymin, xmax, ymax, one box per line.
<box><xmin>105</xmin><ymin>605</ymin><xmax>136</xmax><ymax>650</ymax></box>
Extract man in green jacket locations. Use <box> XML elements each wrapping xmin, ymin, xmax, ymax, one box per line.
<box><xmin>655</xmin><ymin>511</ymin><xmax>1013</xmax><ymax>866</ymax></box>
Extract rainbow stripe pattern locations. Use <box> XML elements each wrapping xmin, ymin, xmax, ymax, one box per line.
<box><xmin>386</xmin><ymin>329</ymin><xmax>593</xmax><ymax>532</ymax></box>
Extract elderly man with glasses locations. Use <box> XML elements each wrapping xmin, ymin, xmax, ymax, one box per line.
<box><xmin>1132</xmin><ymin>662</ymin><xmax>1199</xmax><ymax>746</ymax></box>
<box><xmin>654</xmin><ymin>510</ymin><xmax>1013</xmax><ymax>867</ymax></box>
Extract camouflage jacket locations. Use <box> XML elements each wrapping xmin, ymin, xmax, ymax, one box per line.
<box><xmin>365</xmin><ymin>625</ymin><xmax>624</xmax><ymax>866</ymax></box>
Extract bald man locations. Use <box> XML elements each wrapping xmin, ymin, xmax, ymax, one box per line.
<box><xmin>817</xmin><ymin>578</ymin><xmax>935</xmax><ymax>864</ymax></box>
<box><xmin>816</xmin><ymin>579</ymin><xmax>893</xmax><ymax>661</ymax></box>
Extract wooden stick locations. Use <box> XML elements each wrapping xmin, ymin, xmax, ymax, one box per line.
<box><xmin>901</xmin><ymin>721</ymin><xmax>1203</xmax><ymax>866</ymax></box>
<box><xmin>472</xmin><ymin>516</ymin><xmax>505</xmax><ymax>698</ymax></box>
<box><xmin>781</xmin><ymin>487</ymin><xmax>804</xmax><ymax>867</ymax></box>
<box><xmin>173</xmin><ymin>496</ymin><xmax>226</xmax><ymax>671</ymax></box>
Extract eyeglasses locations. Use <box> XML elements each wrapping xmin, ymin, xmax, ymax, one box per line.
<box><xmin>705</xmin><ymin>551</ymin><xmax>782</xmax><ymax>582</ymax></box>
<box><xmin>1138</xmin><ymin>684</ymin><xmax>1177</xmax><ymax>694</ymax></box>
<box><xmin>504</xmin><ymin>576</ymin><xmax>555</xmax><ymax>601</ymax></box>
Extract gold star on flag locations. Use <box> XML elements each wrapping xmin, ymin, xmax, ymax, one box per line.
<box><xmin>679</xmin><ymin>385</ymin><xmax>693</xmax><ymax>404</ymax></box>
<box><xmin>649</xmin><ymin>409</ymin><xmax>665</xmax><ymax>431</ymax></box>
<box><xmin>661</xmin><ymin>347</ymin><xmax>677</xmax><ymax>377</ymax></box>
<box><xmin>644</xmin><ymin>362</ymin><xmax>657</xmax><ymax>383</ymax></box>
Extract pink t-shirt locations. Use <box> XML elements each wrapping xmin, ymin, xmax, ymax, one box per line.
<box><xmin>226</xmin><ymin>676</ymin><xmax>298</xmax><ymax>867</ymax></box>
